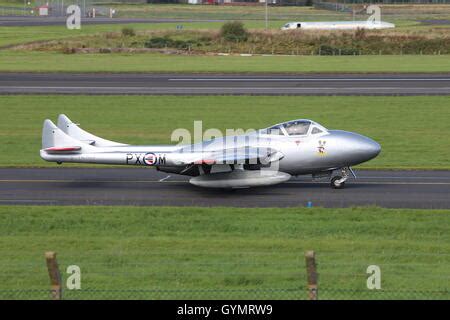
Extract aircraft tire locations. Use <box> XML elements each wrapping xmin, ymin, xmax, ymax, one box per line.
<box><xmin>331</xmin><ymin>176</ymin><xmax>345</xmax><ymax>189</ymax></box>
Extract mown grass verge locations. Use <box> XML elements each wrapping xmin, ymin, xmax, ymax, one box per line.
<box><xmin>0</xmin><ymin>205</ymin><xmax>449</xmax><ymax>300</ymax></box>
<box><xmin>1</xmin><ymin>50</ymin><xmax>450</xmax><ymax>73</ymax></box>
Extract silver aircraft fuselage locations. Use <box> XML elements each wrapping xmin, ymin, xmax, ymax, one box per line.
<box><xmin>40</xmin><ymin>116</ymin><xmax>381</xmax><ymax>188</ymax></box>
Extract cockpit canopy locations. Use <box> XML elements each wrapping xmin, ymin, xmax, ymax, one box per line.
<box><xmin>261</xmin><ymin>119</ymin><xmax>328</xmax><ymax>136</ymax></box>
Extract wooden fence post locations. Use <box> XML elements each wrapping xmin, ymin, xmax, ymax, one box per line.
<box><xmin>305</xmin><ymin>250</ymin><xmax>318</xmax><ymax>300</ymax></box>
<box><xmin>45</xmin><ymin>251</ymin><xmax>62</xmax><ymax>300</ymax></box>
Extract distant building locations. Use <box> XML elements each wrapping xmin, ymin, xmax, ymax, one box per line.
<box><xmin>38</xmin><ymin>5</ymin><xmax>49</xmax><ymax>16</ymax></box>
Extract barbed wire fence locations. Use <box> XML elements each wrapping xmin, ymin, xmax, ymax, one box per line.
<box><xmin>0</xmin><ymin>250</ymin><xmax>449</xmax><ymax>300</ymax></box>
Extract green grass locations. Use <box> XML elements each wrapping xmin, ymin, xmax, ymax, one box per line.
<box><xmin>0</xmin><ymin>22</ymin><xmax>228</xmax><ymax>48</ymax></box>
<box><xmin>0</xmin><ymin>206</ymin><xmax>448</xmax><ymax>300</ymax></box>
<box><xmin>0</xmin><ymin>13</ymin><xmax>448</xmax><ymax>74</ymax></box>
<box><xmin>25</xmin><ymin>26</ymin><xmax>450</xmax><ymax>55</ymax></box>
<box><xmin>0</xmin><ymin>95</ymin><xmax>449</xmax><ymax>169</ymax></box>
<box><xmin>0</xmin><ymin>10</ymin><xmax>444</xmax><ymax>49</ymax></box>
<box><xmin>1</xmin><ymin>51</ymin><xmax>450</xmax><ymax>73</ymax></box>
<box><xmin>112</xmin><ymin>3</ymin><xmax>344</xmax><ymax>21</ymax></box>
<box><xmin>0</xmin><ymin>2</ymin><xmax>448</xmax><ymax>47</ymax></box>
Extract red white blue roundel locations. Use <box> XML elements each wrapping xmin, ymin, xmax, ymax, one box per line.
<box><xmin>144</xmin><ymin>153</ymin><xmax>157</xmax><ymax>166</ymax></box>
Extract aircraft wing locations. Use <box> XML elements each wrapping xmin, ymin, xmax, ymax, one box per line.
<box><xmin>186</xmin><ymin>147</ymin><xmax>290</xmax><ymax>188</ymax></box>
<box><xmin>187</xmin><ymin>147</ymin><xmax>284</xmax><ymax>166</ymax></box>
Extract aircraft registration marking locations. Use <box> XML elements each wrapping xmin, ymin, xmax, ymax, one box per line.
<box><xmin>126</xmin><ymin>153</ymin><xmax>166</xmax><ymax>166</ymax></box>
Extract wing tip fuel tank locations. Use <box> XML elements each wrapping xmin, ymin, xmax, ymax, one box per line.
<box><xmin>189</xmin><ymin>170</ymin><xmax>291</xmax><ymax>189</ymax></box>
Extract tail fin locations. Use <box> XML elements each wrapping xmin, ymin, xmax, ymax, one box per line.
<box><xmin>42</xmin><ymin>119</ymin><xmax>96</xmax><ymax>153</ymax></box>
<box><xmin>57</xmin><ymin>114</ymin><xmax>127</xmax><ymax>147</ymax></box>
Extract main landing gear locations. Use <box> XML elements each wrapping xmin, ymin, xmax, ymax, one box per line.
<box><xmin>331</xmin><ymin>167</ymin><xmax>356</xmax><ymax>189</ymax></box>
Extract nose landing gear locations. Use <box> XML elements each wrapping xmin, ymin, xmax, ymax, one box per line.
<box><xmin>331</xmin><ymin>175</ymin><xmax>345</xmax><ymax>189</ymax></box>
<box><xmin>330</xmin><ymin>167</ymin><xmax>356</xmax><ymax>189</ymax></box>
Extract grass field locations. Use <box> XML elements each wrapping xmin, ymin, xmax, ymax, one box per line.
<box><xmin>1</xmin><ymin>50</ymin><xmax>450</xmax><ymax>73</ymax></box>
<box><xmin>23</xmin><ymin>26</ymin><xmax>450</xmax><ymax>55</ymax></box>
<box><xmin>0</xmin><ymin>95</ymin><xmax>449</xmax><ymax>169</ymax></box>
<box><xmin>112</xmin><ymin>3</ymin><xmax>347</xmax><ymax>21</ymax></box>
<box><xmin>0</xmin><ymin>22</ymin><xmax>229</xmax><ymax>48</ymax></box>
<box><xmin>0</xmin><ymin>18</ymin><xmax>429</xmax><ymax>49</ymax></box>
<box><xmin>0</xmin><ymin>6</ymin><xmax>448</xmax><ymax>73</ymax></box>
<box><xmin>0</xmin><ymin>206</ymin><xmax>448</xmax><ymax>300</ymax></box>
<box><xmin>0</xmin><ymin>2</ymin><xmax>448</xmax><ymax>50</ymax></box>
<box><xmin>0</xmin><ymin>18</ymin><xmax>432</xmax><ymax>49</ymax></box>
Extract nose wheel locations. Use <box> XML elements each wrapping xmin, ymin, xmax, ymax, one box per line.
<box><xmin>330</xmin><ymin>167</ymin><xmax>356</xmax><ymax>189</ymax></box>
<box><xmin>331</xmin><ymin>176</ymin><xmax>345</xmax><ymax>189</ymax></box>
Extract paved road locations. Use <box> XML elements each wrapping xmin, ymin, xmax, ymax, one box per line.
<box><xmin>1</xmin><ymin>73</ymin><xmax>450</xmax><ymax>95</ymax></box>
<box><xmin>0</xmin><ymin>168</ymin><xmax>449</xmax><ymax>208</ymax></box>
<box><xmin>0</xmin><ymin>16</ymin><xmax>223</xmax><ymax>27</ymax></box>
<box><xmin>420</xmin><ymin>19</ymin><xmax>450</xmax><ymax>25</ymax></box>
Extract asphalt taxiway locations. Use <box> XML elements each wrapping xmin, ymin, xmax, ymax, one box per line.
<box><xmin>1</xmin><ymin>73</ymin><xmax>450</xmax><ymax>95</ymax></box>
<box><xmin>0</xmin><ymin>168</ymin><xmax>449</xmax><ymax>208</ymax></box>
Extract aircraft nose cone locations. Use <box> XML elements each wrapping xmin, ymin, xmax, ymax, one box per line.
<box><xmin>329</xmin><ymin>130</ymin><xmax>381</xmax><ymax>166</ymax></box>
<box><xmin>367</xmin><ymin>139</ymin><xmax>381</xmax><ymax>158</ymax></box>
<box><xmin>355</xmin><ymin>135</ymin><xmax>381</xmax><ymax>161</ymax></box>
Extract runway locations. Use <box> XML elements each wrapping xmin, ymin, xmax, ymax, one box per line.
<box><xmin>1</xmin><ymin>73</ymin><xmax>450</xmax><ymax>95</ymax></box>
<box><xmin>0</xmin><ymin>168</ymin><xmax>449</xmax><ymax>208</ymax></box>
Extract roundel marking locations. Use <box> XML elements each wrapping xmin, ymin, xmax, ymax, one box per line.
<box><xmin>144</xmin><ymin>152</ymin><xmax>157</xmax><ymax>166</ymax></box>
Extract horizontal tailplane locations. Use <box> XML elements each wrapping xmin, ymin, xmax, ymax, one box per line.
<box><xmin>57</xmin><ymin>114</ymin><xmax>127</xmax><ymax>147</ymax></box>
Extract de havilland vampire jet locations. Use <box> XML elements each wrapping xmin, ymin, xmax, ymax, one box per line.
<box><xmin>40</xmin><ymin>115</ymin><xmax>381</xmax><ymax>189</ymax></box>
